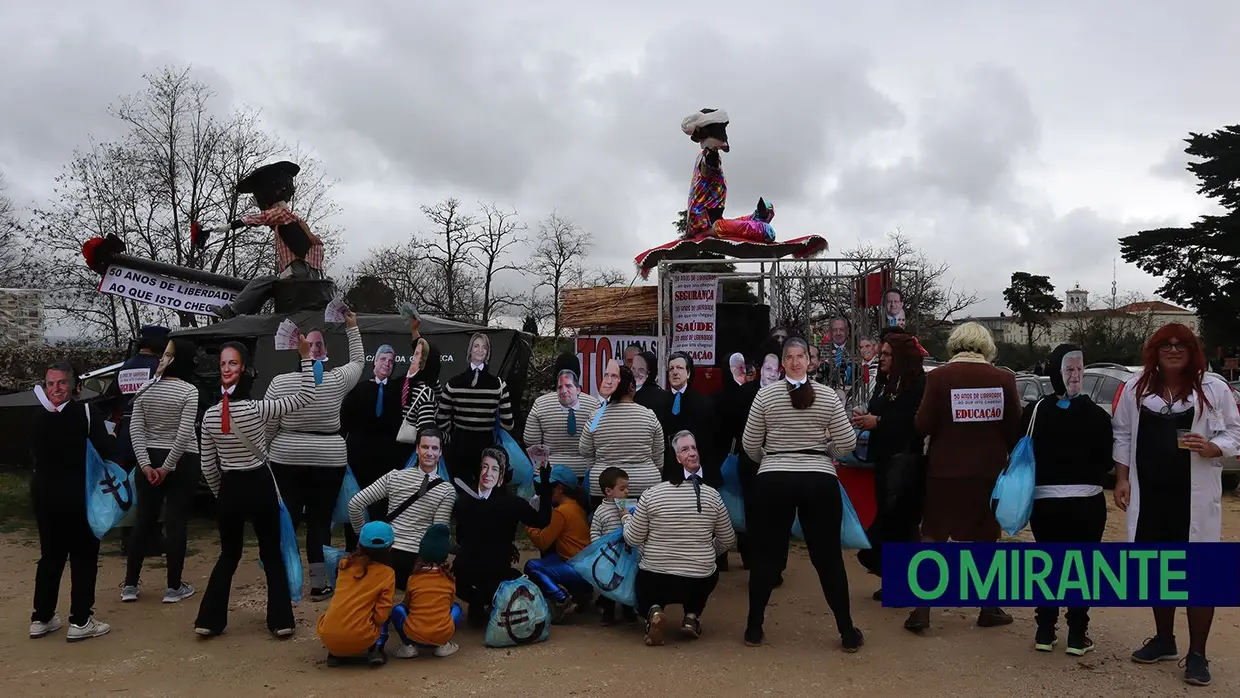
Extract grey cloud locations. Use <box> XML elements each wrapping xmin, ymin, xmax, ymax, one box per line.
<box><xmin>1149</xmin><ymin>140</ymin><xmax>1197</xmax><ymax>185</ymax></box>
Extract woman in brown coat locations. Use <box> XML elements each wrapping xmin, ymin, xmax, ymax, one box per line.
<box><xmin>907</xmin><ymin>322</ymin><xmax>1023</xmax><ymax>632</ymax></box>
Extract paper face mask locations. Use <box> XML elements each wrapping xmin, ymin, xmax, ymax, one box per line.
<box><xmin>760</xmin><ymin>354</ymin><xmax>780</xmax><ymax>387</ymax></box>
<box><xmin>1061</xmin><ymin>351</ymin><xmax>1084</xmax><ymax>398</ymax></box>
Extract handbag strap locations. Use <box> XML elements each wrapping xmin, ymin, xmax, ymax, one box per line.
<box><xmin>385</xmin><ymin>477</ymin><xmax>445</xmax><ymax>523</ymax></box>
<box><xmin>228</xmin><ymin>406</ymin><xmax>285</xmax><ymax>502</ymax></box>
<box><xmin>1026</xmin><ymin>398</ymin><xmax>1044</xmax><ymax>438</ymax></box>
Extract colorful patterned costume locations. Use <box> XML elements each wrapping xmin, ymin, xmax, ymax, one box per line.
<box><xmin>687</xmin><ymin>149</ymin><xmax>727</xmax><ymax>237</ymax></box>
<box><xmin>712</xmin><ymin>198</ymin><xmax>776</xmax><ymax>243</ymax></box>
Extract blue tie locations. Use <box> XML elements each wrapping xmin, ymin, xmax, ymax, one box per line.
<box><xmin>313</xmin><ymin>360</ymin><xmax>324</xmax><ymax>385</ymax></box>
<box><xmin>567</xmin><ymin>407</ymin><xmax>577</xmax><ymax>435</ymax></box>
<box><xmin>375</xmin><ymin>382</ymin><xmax>384</xmax><ymax>417</ymax></box>
<box><xmin>672</xmin><ymin>391</ymin><xmax>682</xmax><ymax>416</ymax></box>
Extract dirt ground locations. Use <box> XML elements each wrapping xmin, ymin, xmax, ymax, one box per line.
<box><xmin>1</xmin><ymin>493</ymin><xmax>1238</xmax><ymax>697</ymax></box>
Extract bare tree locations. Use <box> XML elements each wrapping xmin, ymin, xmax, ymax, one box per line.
<box><xmin>0</xmin><ymin>172</ymin><xmax>26</xmax><ymax>286</ymax></box>
<box><xmin>473</xmin><ymin>202</ymin><xmax>527</xmax><ymax>325</ymax></box>
<box><xmin>348</xmin><ymin>239</ymin><xmax>482</xmax><ymax>321</ymax></box>
<box><xmin>24</xmin><ymin>66</ymin><xmax>341</xmax><ymax>345</ymax></box>
<box><xmin>420</xmin><ymin>198</ymin><xmax>483</xmax><ymax>322</ymax></box>
<box><xmin>530</xmin><ymin>212</ymin><xmax>589</xmax><ymax>337</ymax></box>
<box><xmin>844</xmin><ymin>231</ymin><xmax>981</xmax><ymax>331</ymax></box>
<box><xmin>571</xmin><ymin>265</ymin><xmax>630</xmax><ymax>289</ymax></box>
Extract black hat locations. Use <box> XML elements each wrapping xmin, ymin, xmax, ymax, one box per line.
<box><xmin>139</xmin><ymin>325</ymin><xmax>171</xmax><ymax>340</ymax></box>
<box><xmin>236</xmin><ymin>161</ymin><xmax>300</xmax><ymax>194</ymax></box>
<box><xmin>552</xmin><ymin>352</ymin><xmax>581</xmax><ymax>381</ymax></box>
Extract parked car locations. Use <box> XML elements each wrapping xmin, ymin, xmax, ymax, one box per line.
<box><xmin>1084</xmin><ymin>363</ymin><xmax>1240</xmax><ymax>490</ymax></box>
<box><xmin>1015</xmin><ymin>373</ymin><xmax>1054</xmax><ymax>406</ymax></box>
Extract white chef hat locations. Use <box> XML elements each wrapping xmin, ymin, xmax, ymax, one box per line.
<box><xmin>681</xmin><ymin>108</ymin><xmax>730</xmax><ymax>138</ymax></box>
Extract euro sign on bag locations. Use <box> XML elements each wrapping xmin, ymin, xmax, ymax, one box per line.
<box><xmin>568</xmin><ymin>528</ymin><xmax>639</xmax><ymax>608</ymax></box>
<box><xmin>322</xmin><ymin>545</ymin><xmax>348</xmax><ymax>590</ymax></box>
<box><xmin>84</xmin><ymin>440</ymin><xmax>136</xmax><ymax>539</ymax></box>
<box><xmin>791</xmin><ymin>481</ymin><xmax>871</xmax><ymax>550</ymax></box>
<box><xmin>718</xmin><ymin>453</ymin><xmax>747</xmax><ymax>533</ymax></box>
<box><xmin>332</xmin><ymin>465</ymin><xmax>362</xmax><ymax>526</ymax></box>
<box><xmin>277</xmin><ymin>497</ymin><xmax>304</xmax><ymax>605</ymax></box>
<box><xmin>992</xmin><ymin>402</ymin><xmax>1040</xmax><ymax>536</ymax></box>
<box><xmin>485</xmin><ymin>575</ymin><xmax>551</xmax><ymax>648</ymax></box>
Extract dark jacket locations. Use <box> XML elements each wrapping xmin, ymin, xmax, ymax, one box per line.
<box><xmin>30</xmin><ymin>401</ymin><xmax>118</xmax><ymax>512</ymax></box>
<box><xmin>341</xmin><ymin>376</ymin><xmax>415</xmax><ymax>474</ymax></box>
<box><xmin>867</xmin><ymin>372</ymin><xmax>926</xmax><ymax>462</ymax></box>
<box><xmin>915</xmin><ymin>357</ymin><xmax>1022</xmax><ymax>481</ymax></box>
<box><xmin>453</xmin><ymin>488</ymin><xmax>552</xmax><ymax>576</ymax></box>
<box><xmin>655</xmin><ymin>387</ymin><xmax>724</xmax><ymax>489</ymax></box>
<box><xmin>1021</xmin><ymin>395</ymin><xmax>1113</xmax><ymax>488</ymax></box>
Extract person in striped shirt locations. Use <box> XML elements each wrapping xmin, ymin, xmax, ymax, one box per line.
<box><xmin>348</xmin><ymin>428</ymin><xmax>457</xmax><ymax>591</ymax></box>
<box><xmin>194</xmin><ymin>334</ymin><xmax>317</xmax><ymax>639</ymax></box>
<box><xmin>436</xmin><ymin>332</ymin><xmax>514</xmax><ymax>482</ymax></box>
<box><xmin>523</xmin><ymin>353</ymin><xmax>600</xmax><ymax>487</ymax></box>
<box><xmin>622</xmin><ymin>431</ymin><xmax>735</xmax><ymax>646</ymax></box>
<box><xmin>579</xmin><ymin>364</ymin><xmax>665</xmax><ymax>499</ymax></box>
<box><xmin>265</xmin><ymin>312</ymin><xmax>365</xmax><ymax>600</ymax></box>
<box><xmin>122</xmin><ymin>337</ymin><xmax>202</xmax><ymax>605</ymax></box>
<box><xmin>399</xmin><ymin>316</ymin><xmax>442</xmax><ymax>451</ymax></box>
<box><xmin>590</xmin><ymin>467</ymin><xmax>638</xmax><ymax>626</ymax></box>
<box><xmin>741</xmin><ymin>336</ymin><xmax>862</xmax><ymax>652</ymax></box>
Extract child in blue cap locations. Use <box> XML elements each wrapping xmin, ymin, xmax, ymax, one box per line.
<box><xmin>523</xmin><ymin>464</ymin><xmax>593</xmax><ymax>622</ymax></box>
<box><xmin>317</xmin><ymin>521</ymin><xmax>397</xmax><ymax>667</ymax></box>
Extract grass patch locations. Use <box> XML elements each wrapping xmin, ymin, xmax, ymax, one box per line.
<box><xmin>0</xmin><ymin>471</ymin><xmax>32</xmax><ymax>533</ymax></box>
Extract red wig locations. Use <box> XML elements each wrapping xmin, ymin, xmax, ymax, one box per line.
<box><xmin>1134</xmin><ymin>322</ymin><xmax>1211</xmax><ymax>409</ymax></box>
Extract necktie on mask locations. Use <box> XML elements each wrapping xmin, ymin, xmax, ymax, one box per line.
<box><xmin>221</xmin><ymin>393</ymin><xmax>232</xmax><ymax>435</ymax></box>
<box><xmin>567</xmin><ymin>407</ymin><xmax>577</xmax><ymax>436</ymax></box>
<box><xmin>313</xmin><ymin>360</ymin><xmax>324</xmax><ymax>385</ymax></box>
<box><xmin>672</xmin><ymin>391</ymin><xmax>682</xmax><ymax>416</ymax></box>
<box><xmin>416</xmin><ymin>471</ymin><xmax>430</xmax><ymax>497</ymax></box>
<box><xmin>375</xmin><ymin>382</ymin><xmax>384</xmax><ymax>417</ymax></box>
<box><xmin>688</xmin><ymin>473</ymin><xmax>702</xmax><ymax>512</ymax></box>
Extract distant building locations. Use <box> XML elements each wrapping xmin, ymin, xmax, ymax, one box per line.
<box><xmin>0</xmin><ymin>288</ymin><xmax>45</xmax><ymax>346</ymax></box>
<box><xmin>957</xmin><ymin>288</ymin><xmax>1199</xmax><ymax>348</ymax></box>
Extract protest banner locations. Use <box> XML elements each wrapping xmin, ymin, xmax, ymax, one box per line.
<box><xmin>669</xmin><ymin>273</ymin><xmax>719</xmax><ymax>364</ymax></box>
<box><xmin>97</xmin><ymin>264</ymin><xmax>238</xmax><ymax>317</ymax></box>
<box><xmin>575</xmin><ymin>334</ymin><xmax>658</xmax><ymax>397</ymax></box>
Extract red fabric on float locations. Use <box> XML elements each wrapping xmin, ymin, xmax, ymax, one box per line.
<box><xmin>837</xmin><ymin>464</ymin><xmax>876</xmax><ymax>529</ymax></box>
<box><xmin>634</xmin><ymin>234</ymin><xmax>828</xmax><ymax>279</ymax></box>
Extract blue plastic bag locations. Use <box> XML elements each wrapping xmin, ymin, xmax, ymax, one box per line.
<box><xmin>485</xmin><ymin>576</ymin><xmax>551</xmax><ymax>648</ymax></box>
<box><xmin>322</xmin><ymin>545</ymin><xmax>347</xmax><ymax>590</ymax></box>
<box><xmin>992</xmin><ymin>433</ymin><xmax>1037</xmax><ymax>536</ymax></box>
<box><xmin>718</xmin><ymin>453</ymin><xmax>747</xmax><ymax>533</ymax></box>
<box><xmin>496</xmin><ymin>425</ymin><xmax>534</xmax><ymax>491</ymax></box>
<box><xmin>790</xmin><ymin>482</ymin><xmax>871</xmax><ymax>550</ymax></box>
<box><xmin>84</xmin><ymin>441</ymin><xmax>137</xmax><ymax>539</ymax></box>
<box><xmin>568</xmin><ymin>528</ymin><xmax>639</xmax><ymax>608</ymax></box>
<box><xmin>277</xmin><ymin>497</ymin><xmax>304</xmax><ymax>605</ymax></box>
<box><xmin>332</xmin><ymin>466</ymin><xmax>362</xmax><ymax>526</ymax></box>
<box><xmin>402</xmin><ymin>452</ymin><xmax>451</xmax><ymax>483</ymax></box>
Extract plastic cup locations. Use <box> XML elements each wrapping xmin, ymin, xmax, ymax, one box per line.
<box><xmin>1177</xmin><ymin>429</ymin><xmax>1191</xmax><ymax>449</ymax></box>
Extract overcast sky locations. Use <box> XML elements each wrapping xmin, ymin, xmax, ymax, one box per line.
<box><xmin>2</xmin><ymin>0</ymin><xmax>1237</xmax><ymax>318</ymax></box>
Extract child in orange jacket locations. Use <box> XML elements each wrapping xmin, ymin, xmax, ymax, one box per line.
<box><xmin>523</xmin><ymin>465</ymin><xmax>593</xmax><ymax>623</ymax></box>
<box><xmin>389</xmin><ymin>523</ymin><xmax>463</xmax><ymax>658</ymax></box>
<box><xmin>316</xmin><ymin>521</ymin><xmax>397</xmax><ymax>666</ymax></box>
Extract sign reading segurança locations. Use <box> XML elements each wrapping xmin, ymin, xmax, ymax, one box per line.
<box><xmin>97</xmin><ymin>264</ymin><xmax>238</xmax><ymax>317</ymax></box>
<box><xmin>669</xmin><ymin>273</ymin><xmax>719</xmax><ymax>364</ymax></box>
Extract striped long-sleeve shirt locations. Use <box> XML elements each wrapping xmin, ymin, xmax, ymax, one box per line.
<box><xmin>348</xmin><ymin>468</ymin><xmax>456</xmax><ymax>555</ymax></box>
<box><xmin>523</xmin><ymin>392</ymin><xmax>601</xmax><ymax>479</ymax></box>
<box><xmin>401</xmin><ymin>382</ymin><xmax>438</xmax><ymax>434</ymax></box>
<box><xmin>622</xmin><ymin>479</ymin><xmax>735</xmax><ymax>578</ymax></box>
<box><xmin>200</xmin><ymin>361</ymin><xmax>318</xmax><ymax>496</ymax></box>
<box><xmin>130</xmin><ymin>378</ymin><xmax>200</xmax><ymax>471</ymax></box>
<box><xmin>578</xmin><ymin>401</ymin><xmax>664</xmax><ymax>498</ymax></box>
<box><xmin>590</xmin><ymin>499</ymin><xmax>624</xmax><ymax>542</ymax></box>
<box><xmin>264</xmin><ymin>326</ymin><xmax>364</xmax><ymax>468</ymax></box>
<box><xmin>436</xmin><ymin>368</ymin><xmax>514</xmax><ymax>441</ymax></box>
<box><xmin>742</xmin><ymin>381</ymin><xmax>856</xmax><ymax>477</ymax></box>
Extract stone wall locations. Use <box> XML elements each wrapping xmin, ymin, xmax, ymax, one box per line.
<box><xmin>0</xmin><ymin>289</ymin><xmax>44</xmax><ymax>346</ymax></box>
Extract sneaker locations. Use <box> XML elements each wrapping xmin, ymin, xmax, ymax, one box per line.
<box><xmin>163</xmin><ymin>583</ymin><xmax>195</xmax><ymax>604</ymax></box>
<box><xmin>274</xmin><ymin>627</ymin><xmax>295</xmax><ymax>639</ymax></box>
<box><xmin>977</xmin><ymin>607</ymin><xmax>1013</xmax><ymax>627</ymax></box>
<box><xmin>1131</xmin><ymin>635</ymin><xmax>1178</xmax><ymax>664</ymax></box>
<box><xmin>433</xmin><ymin>641</ymin><xmax>459</xmax><ymax>657</ymax></box>
<box><xmin>842</xmin><ymin>627</ymin><xmax>865</xmax><ymax>653</ymax></box>
<box><xmin>905</xmin><ymin>607</ymin><xmax>931</xmax><ymax>633</ymax></box>
<box><xmin>310</xmin><ymin>586</ymin><xmax>334</xmax><ymax>602</ymax></box>
<box><xmin>1066</xmin><ymin>633</ymin><xmax>1094</xmax><ymax>657</ymax></box>
<box><xmin>1181</xmin><ymin>652</ymin><xmax>1211</xmax><ymax>686</ymax></box>
<box><xmin>194</xmin><ymin>627</ymin><xmax>220</xmax><ymax>638</ymax></box>
<box><xmin>29</xmin><ymin>616</ymin><xmax>62</xmax><ymax>639</ymax></box>
<box><xmin>551</xmin><ymin>596</ymin><xmax>577</xmax><ymax>624</ymax></box>
<box><xmin>67</xmin><ymin>617</ymin><xmax>110</xmax><ymax>642</ymax></box>
<box><xmin>121</xmin><ymin>585</ymin><xmax>139</xmax><ymax>603</ymax></box>
<box><xmin>393</xmin><ymin>643</ymin><xmax>418</xmax><ymax>659</ymax></box>
<box><xmin>326</xmin><ymin>653</ymin><xmax>342</xmax><ymax>667</ymax></box>
<box><xmin>1034</xmin><ymin>627</ymin><xmax>1057</xmax><ymax>652</ymax></box>
<box><xmin>645</xmin><ymin>606</ymin><xmax>666</xmax><ymax>646</ymax></box>
<box><xmin>367</xmin><ymin>646</ymin><xmax>387</xmax><ymax>666</ymax></box>
<box><xmin>743</xmin><ymin>625</ymin><xmax>764</xmax><ymax>647</ymax></box>
<box><xmin>680</xmin><ymin>614</ymin><xmax>702</xmax><ymax>639</ymax></box>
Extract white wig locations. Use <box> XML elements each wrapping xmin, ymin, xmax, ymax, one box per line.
<box><xmin>946</xmin><ymin>322</ymin><xmax>998</xmax><ymax>363</ymax></box>
<box><xmin>681</xmin><ymin>109</ymin><xmax>729</xmax><ymax>137</ymax></box>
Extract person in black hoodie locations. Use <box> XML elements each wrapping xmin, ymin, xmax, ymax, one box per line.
<box><xmin>1021</xmin><ymin>343</ymin><xmax>1112</xmax><ymax>656</ymax></box>
<box><xmin>452</xmin><ymin>449</ymin><xmax>553</xmax><ymax>627</ymax></box>
<box><xmin>632</xmin><ymin>350</ymin><xmax>670</xmax><ymax>415</ymax></box>
<box><xmin>850</xmin><ymin>332</ymin><xmax>926</xmax><ymax>599</ymax></box>
<box><xmin>29</xmin><ymin>360</ymin><xmax>119</xmax><ymax>642</ymax></box>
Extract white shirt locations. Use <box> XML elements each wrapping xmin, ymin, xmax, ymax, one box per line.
<box><xmin>375</xmin><ymin>378</ymin><xmax>388</xmax><ymax>386</ymax></box>
<box><xmin>683</xmin><ymin>468</ymin><xmax>702</xmax><ymax>480</ymax></box>
<box><xmin>470</xmin><ymin>362</ymin><xmax>485</xmax><ymax>371</ymax></box>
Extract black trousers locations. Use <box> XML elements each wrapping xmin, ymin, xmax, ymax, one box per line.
<box><xmin>194</xmin><ymin>468</ymin><xmax>294</xmax><ymax>633</ymax></box>
<box><xmin>343</xmin><ymin>456</ymin><xmax>398</xmax><ymax>552</ymax></box>
<box><xmin>392</xmin><ymin>549</ymin><xmax>418</xmax><ymax>592</ymax></box>
<box><xmin>125</xmin><ymin>450</ymin><xmax>200</xmax><ymax>589</ymax></box>
<box><xmin>858</xmin><ymin>453</ymin><xmax>924</xmax><ymax>576</ymax></box>
<box><xmin>272</xmin><ymin>463</ymin><xmax>345</xmax><ymax>587</ymax></box>
<box><xmin>747</xmin><ymin>470</ymin><xmax>854</xmax><ymax>635</ymax></box>
<box><xmin>31</xmin><ymin>485</ymin><xmax>99</xmax><ymax>626</ymax></box>
<box><xmin>635</xmin><ymin>569</ymin><xmax>720</xmax><ymax>617</ymax></box>
<box><xmin>1029</xmin><ymin>493</ymin><xmax>1107</xmax><ymax>633</ymax></box>
<box><xmin>735</xmin><ymin>454</ymin><xmax>764</xmax><ymax>568</ymax></box>
<box><xmin>456</xmin><ymin>565</ymin><xmax>521</xmax><ymax>624</ymax></box>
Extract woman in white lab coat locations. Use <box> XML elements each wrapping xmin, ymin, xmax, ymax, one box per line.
<box><xmin>1112</xmin><ymin>323</ymin><xmax>1240</xmax><ymax>687</ymax></box>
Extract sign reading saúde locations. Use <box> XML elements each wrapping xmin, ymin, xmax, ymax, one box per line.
<box><xmin>669</xmin><ymin>273</ymin><xmax>719</xmax><ymax>364</ymax></box>
<box><xmin>97</xmin><ymin>264</ymin><xmax>238</xmax><ymax>317</ymax></box>
<box><xmin>575</xmin><ymin>334</ymin><xmax>658</xmax><ymax>397</ymax></box>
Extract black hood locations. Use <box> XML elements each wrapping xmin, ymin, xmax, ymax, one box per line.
<box><xmin>1048</xmin><ymin>343</ymin><xmax>1082</xmax><ymax>396</ymax></box>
